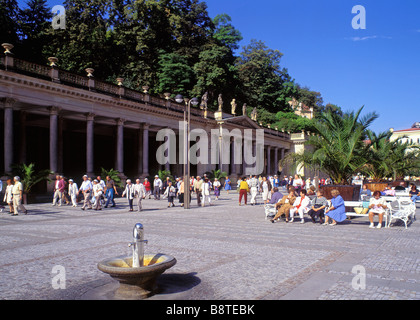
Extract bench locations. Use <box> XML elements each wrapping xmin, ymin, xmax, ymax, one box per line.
<box><xmin>344</xmin><ymin>201</ymin><xmax>389</xmax><ymax>227</ymax></box>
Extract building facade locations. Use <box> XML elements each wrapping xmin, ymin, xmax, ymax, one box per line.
<box><xmin>1</xmin><ymin>46</ymin><xmax>300</xmax><ymax>192</ymax></box>
<box><xmin>390</xmin><ymin>122</ymin><xmax>420</xmax><ymax>146</ymax></box>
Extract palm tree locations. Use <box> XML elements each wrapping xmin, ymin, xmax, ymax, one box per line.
<box><xmin>157</xmin><ymin>170</ymin><xmax>173</xmax><ymax>183</ymax></box>
<box><xmin>100</xmin><ymin>168</ymin><xmax>122</xmax><ymax>188</ymax></box>
<box><xmin>10</xmin><ymin>163</ymin><xmax>53</xmax><ymax>204</ymax></box>
<box><xmin>204</xmin><ymin>169</ymin><xmax>228</xmax><ymax>181</ymax></box>
<box><xmin>362</xmin><ymin>130</ymin><xmax>420</xmax><ymax>181</ymax></box>
<box><xmin>361</xmin><ymin>130</ymin><xmax>395</xmax><ymax>182</ymax></box>
<box><xmin>282</xmin><ymin>106</ymin><xmax>378</xmax><ymax>185</ymax></box>
<box><xmin>386</xmin><ymin>141</ymin><xmax>420</xmax><ymax>180</ymax></box>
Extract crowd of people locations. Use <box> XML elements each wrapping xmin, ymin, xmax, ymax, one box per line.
<box><xmin>1</xmin><ymin>172</ymin><xmax>418</xmax><ymax>229</ymax></box>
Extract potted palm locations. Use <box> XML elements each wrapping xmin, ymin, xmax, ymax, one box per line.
<box><xmin>361</xmin><ymin>130</ymin><xmax>420</xmax><ymax>191</ymax></box>
<box><xmin>204</xmin><ymin>169</ymin><xmax>228</xmax><ymax>183</ymax></box>
<box><xmin>10</xmin><ymin>163</ymin><xmax>53</xmax><ymax>204</ymax></box>
<box><xmin>282</xmin><ymin>106</ymin><xmax>378</xmax><ymax>200</ymax></box>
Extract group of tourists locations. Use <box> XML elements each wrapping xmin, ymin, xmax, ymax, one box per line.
<box><xmin>1</xmin><ymin>176</ymin><xmax>28</xmax><ymax>216</ymax></box>
<box><xmin>42</xmin><ymin>173</ymin><xmax>237</xmax><ymax>213</ymax></box>
<box><xmin>1</xmin><ymin>172</ymin><xmax>418</xmax><ymax>228</ymax></box>
<box><xmin>152</xmin><ymin>175</ymin><xmax>233</xmax><ymax>208</ymax></box>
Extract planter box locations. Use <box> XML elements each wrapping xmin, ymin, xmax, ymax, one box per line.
<box><xmin>364</xmin><ymin>182</ymin><xmax>388</xmax><ymax>193</ymax></box>
<box><xmin>319</xmin><ymin>185</ymin><xmax>361</xmax><ymax>201</ymax></box>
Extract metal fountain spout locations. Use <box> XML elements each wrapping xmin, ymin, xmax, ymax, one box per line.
<box><xmin>129</xmin><ymin>223</ymin><xmax>148</xmax><ymax>268</ymax></box>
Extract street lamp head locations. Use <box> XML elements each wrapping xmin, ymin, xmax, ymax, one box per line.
<box><xmin>190</xmin><ymin>97</ymin><xmax>199</xmax><ymax>106</ymax></box>
<box><xmin>175</xmin><ymin>95</ymin><xmax>184</xmax><ymax>104</ymax></box>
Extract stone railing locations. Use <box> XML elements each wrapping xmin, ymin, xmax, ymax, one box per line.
<box><xmin>0</xmin><ymin>44</ymin><xmax>290</xmax><ymax>139</ymax></box>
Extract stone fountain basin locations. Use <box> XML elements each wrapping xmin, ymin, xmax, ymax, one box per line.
<box><xmin>97</xmin><ymin>254</ymin><xmax>177</xmax><ymax>299</ymax></box>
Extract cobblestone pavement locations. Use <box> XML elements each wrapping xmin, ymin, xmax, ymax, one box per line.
<box><xmin>0</xmin><ymin>191</ymin><xmax>419</xmax><ymax>300</ymax></box>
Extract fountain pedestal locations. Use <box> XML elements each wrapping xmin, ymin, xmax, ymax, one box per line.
<box><xmin>97</xmin><ymin>254</ymin><xmax>177</xmax><ymax>300</ymax></box>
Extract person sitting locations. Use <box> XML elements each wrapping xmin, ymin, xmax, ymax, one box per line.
<box><xmin>289</xmin><ymin>189</ymin><xmax>311</xmax><ymax>224</ymax></box>
<box><xmin>308</xmin><ymin>190</ymin><xmax>328</xmax><ymax>224</ymax></box>
<box><xmin>268</xmin><ymin>187</ymin><xmax>283</xmax><ymax>205</ymax></box>
<box><xmin>409</xmin><ymin>184</ymin><xmax>420</xmax><ymax>203</ymax></box>
<box><xmin>382</xmin><ymin>184</ymin><xmax>395</xmax><ymax>196</ymax></box>
<box><xmin>368</xmin><ymin>191</ymin><xmax>387</xmax><ymax>229</ymax></box>
<box><xmin>359</xmin><ymin>184</ymin><xmax>372</xmax><ymax>201</ymax></box>
<box><xmin>324</xmin><ymin>189</ymin><xmax>346</xmax><ymax>226</ymax></box>
<box><xmin>270</xmin><ymin>187</ymin><xmax>296</xmax><ymax>223</ymax></box>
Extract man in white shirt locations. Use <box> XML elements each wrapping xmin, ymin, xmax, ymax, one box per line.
<box><xmin>12</xmin><ymin>176</ymin><xmax>27</xmax><ymax>215</ymax></box>
<box><xmin>79</xmin><ymin>175</ymin><xmax>93</xmax><ymax>210</ymax></box>
<box><xmin>153</xmin><ymin>175</ymin><xmax>162</xmax><ymax>200</ymax></box>
<box><xmin>249</xmin><ymin>175</ymin><xmax>259</xmax><ymax>205</ymax></box>
<box><xmin>133</xmin><ymin>179</ymin><xmax>146</xmax><ymax>212</ymax></box>
<box><xmin>68</xmin><ymin>179</ymin><xmax>79</xmax><ymax>207</ymax></box>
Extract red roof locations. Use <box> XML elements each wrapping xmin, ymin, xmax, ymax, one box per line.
<box><xmin>394</xmin><ymin>128</ymin><xmax>420</xmax><ymax>133</ymax></box>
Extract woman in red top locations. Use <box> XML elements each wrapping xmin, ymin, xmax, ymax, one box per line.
<box><xmin>143</xmin><ymin>178</ymin><xmax>151</xmax><ymax>199</ymax></box>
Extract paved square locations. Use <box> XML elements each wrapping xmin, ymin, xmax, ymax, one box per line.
<box><xmin>0</xmin><ymin>191</ymin><xmax>419</xmax><ymax>300</ymax></box>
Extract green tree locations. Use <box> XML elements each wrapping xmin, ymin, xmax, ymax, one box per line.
<box><xmin>156</xmin><ymin>51</ymin><xmax>194</xmax><ymax>95</ymax></box>
<box><xmin>18</xmin><ymin>0</ymin><xmax>52</xmax><ymax>63</ymax></box>
<box><xmin>192</xmin><ymin>42</ymin><xmax>239</xmax><ymax>109</ymax></box>
<box><xmin>0</xmin><ymin>0</ymin><xmax>20</xmax><ymax>44</ymax></box>
<box><xmin>213</xmin><ymin>13</ymin><xmax>243</xmax><ymax>51</ymax></box>
<box><xmin>43</xmin><ymin>0</ymin><xmax>114</xmax><ymax>78</ymax></box>
<box><xmin>236</xmin><ymin>39</ymin><xmax>294</xmax><ymax>114</ymax></box>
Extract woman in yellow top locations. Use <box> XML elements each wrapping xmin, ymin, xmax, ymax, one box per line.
<box><xmin>239</xmin><ymin>177</ymin><xmax>249</xmax><ymax>206</ymax></box>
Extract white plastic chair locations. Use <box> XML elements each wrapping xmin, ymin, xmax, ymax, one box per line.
<box><xmin>387</xmin><ymin>200</ymin><xmax>416</xmax><ymax>229</ymax></box>
<box><xmin>264</xmin><ymin>204</ymin><xmax>277</xmax><ymax>220</ymax></box>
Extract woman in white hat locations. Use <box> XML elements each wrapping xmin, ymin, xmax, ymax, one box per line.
<box><xmin>68</xmin><ymin>179</ymin><xmax>79</xmax><ymax>207</ymax></box>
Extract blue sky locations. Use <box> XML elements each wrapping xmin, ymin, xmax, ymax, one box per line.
<box><xmin>17</xmin><ymin>0</ymin><xmax>420</xmax><ymax>133</ymax></box>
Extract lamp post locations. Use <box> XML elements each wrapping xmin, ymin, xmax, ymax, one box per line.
<box><xmin>175</xmin><ymin>95</ymin><xmax>199</xmax><ymax>209</ymax></box>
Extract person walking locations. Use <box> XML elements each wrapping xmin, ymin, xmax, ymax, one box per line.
<box><xmin>52</xmin><ymin>175</ymin><xmax>65</xmax><ymax>206</ymax></box>
<box><xmin>238</xmin><ymin>177</ymin><xmax>249</xmax><ymax>206</ymax></box>
<box><xmin>260</xmin><ymin>176</ymin><xmax>272</xmax><ymax>205</ymax></box>
<box><xmin>224</xmin><ymin>176</ymin><xmax>232</xmax><ymax>194</ymax></box>
<box><xmin>143</xmin><ymin>178</ymin><xmax>151</xmax><ymax>199</ymax></box>
<box><xmin>68</xmin><ymin>179</ymin><xmax>79</xmax><ymax>207</ymax></box>
<box><xmin>79</xmin><ymin>175</ymin><xmax>93</xmax><ymax>210</ymax></box>
<box><xmin>194</xmin><ymin>176</ymin><xmax>203</xmax><ymax>206</ymax></box>
<box><xmin>202</xmin><ymin>178</ymin><xmax>212</xmax><ymax>207</ymax></box>
<box><xmin>179</xmin><ymin>178</ymin><xmax>185</xmax><ymax>207</ymax></box>
<box><xmin>153</xmin><ymin>175</ymin><xmax>162</xmax><ymax>200</ymax></box>
<box><xmin>92</xmin><ymin>180</ymin><xmax>104</xmax><ymax>211</ymax></box>
<box><xmin>3</xmin><ymin>179</ymin><xmax>14</xmax><ymax>213</ymax></box>
<box><xmin>213</xmin><ymin>178</ymin><xmax>221</xmax><ymax>200</ymax></box>
<box><xmin>249</xmin><ymin>175</ymin><xmax>259</xmax><ymax>205</ymax></box>
<box><xmin>167</xmin><ymin>181</ymin><xmax>176</xmax><ymax>207</ymax></box>
<box><xmin>122</xmin><ymin>179</ymin><xmax>135</xmax><ymax>211</ymax></box>
<box><xmin>104</xmin><ymin>176</ymin><xmax>118</xmax><ymax>208</ymax></box>
<box><xmin>12</xmin><ymin>176</ymin><xmax>27</xmax><ymax>215</ymax></box>
<box><xmin>133</xmin><ymin>179</ymin><xmax>146</xmax><ymax>212</ymax></box>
